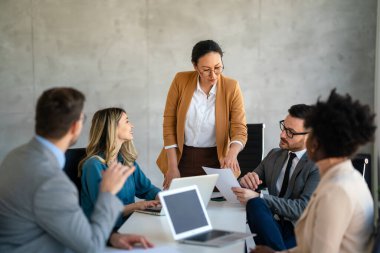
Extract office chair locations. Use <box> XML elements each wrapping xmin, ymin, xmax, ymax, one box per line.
<box><xmin>238</xmin><ymin>123</ymin><xmax>265</xmax><ymax>178</ymax></box>
<box><xmin>352</xmin><ymin>154</ymin><xmax>369</xmax><ymax>177</ymax></box>
<box><xmin>63</xmin><ymin>148</ymin><xmax>86</xmax><ymax>202</ymax></box>
<box><xmin>351</xmin><ymin>153</ymin><xmax>371</xmax><ymax>187</ymax></box>
<box><xmin>372</xmin><ymin>218</ymin><xmax>380</xmax><ymax>253</ymax></box>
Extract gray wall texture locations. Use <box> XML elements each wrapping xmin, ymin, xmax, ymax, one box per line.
<box><xmin>0</xmin><ymin>0</ymin><xmax>377</xmax><ymax>187</ymax></box>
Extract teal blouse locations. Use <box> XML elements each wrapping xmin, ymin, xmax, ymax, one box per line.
<box><xmin>80</xmin><ymin>155</ymin><xmax>160</xmax><ymax>229</ymax></box>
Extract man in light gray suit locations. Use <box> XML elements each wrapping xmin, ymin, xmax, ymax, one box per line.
<box><xmin>232</xmin><ymin>104</ymin><xmax>319</xmax><ymax>251</ymax></box>
<box><xmin>0</xmin><ymin>88</ymin><xmax>153</xmax><ymax>253</ymax></box>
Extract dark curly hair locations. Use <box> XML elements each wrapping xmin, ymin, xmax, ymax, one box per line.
<box><xmin>304</xmin><ymin>89</ymin><xmax>376</xmax><ymax>158</ymax></box>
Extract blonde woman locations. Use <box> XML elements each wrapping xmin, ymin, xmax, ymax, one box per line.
<box><xmin>79</xmin><ymin>108</ymin><xmax>160</xmax><ymax>229</ymax></box>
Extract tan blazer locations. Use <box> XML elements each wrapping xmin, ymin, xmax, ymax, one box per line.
<box><xmin>287</xmin><ymin>160</ymin><xmax>374</xmax><ymax>253</ymax></box>
<box><xmin>156</xmin><ymin>71</ymin><xmax>247</xmax><ymax>175</ymax></box>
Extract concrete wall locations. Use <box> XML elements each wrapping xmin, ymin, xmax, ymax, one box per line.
<box><xmin>0</xmin><ymin>0</ymin><xmax>377</xmax><ymax>187</ymax></box>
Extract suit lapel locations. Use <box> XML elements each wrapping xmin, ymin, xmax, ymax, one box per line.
<box><xmin>215</xmin><ymin>74</ymin><xmax>227</xmax><ymax>158</ymax></box>
<box><xmin>285</xmin><ymin>154</ymin><xmax>308</xmax><ymax>197</ymax></box>
<box><xmin>270</xmin><ymin>150</ymin><xmax>288</xmax><ymax>195</ymax></box>
<box><xmin>176</xmin><ymin>72</ymin><xmax>197</xmax><ymax>153</ymax></box>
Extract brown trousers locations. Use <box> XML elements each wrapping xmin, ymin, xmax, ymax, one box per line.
<box><xmin>178</xmin><ymin>145</ymin><xmax>220</xmax><ymax>177</ymax></box>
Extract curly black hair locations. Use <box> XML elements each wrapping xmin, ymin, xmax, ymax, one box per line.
<box><xmin>304</xmin><ymin>89</ymin><xmax>376</xmax><ymax>158</ymax></box>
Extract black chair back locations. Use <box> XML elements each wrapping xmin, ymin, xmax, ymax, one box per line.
<box><xmin>63</xmin><ymin>148</ymin><xmax>86</xmax><ymax>198</ymax></box>
<box><xmin>372</xmin><ymin>218</ymin><xmax>380</xmax><ymax>253</ymax></box>
<box><xmin>351</xmin><ymin>153</ymin><xmax>371</xmax><ymax>187</ymax></box>
<box><xmin>238</xmin><ymin>123</ymin><xmax>265</xmax><ymax>178</ymax></box>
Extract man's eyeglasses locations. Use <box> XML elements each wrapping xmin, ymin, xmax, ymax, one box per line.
<box><xmin>199</xmin><ymin>66</ymin><xmax>224</xmax><ymax>77</ymax></box>
<box><xmin>279</xmin><ymin>120</ymin><xmax>309</xmax><ymax>139</ymax></box>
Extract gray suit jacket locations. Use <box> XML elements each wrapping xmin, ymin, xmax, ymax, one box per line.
<box><xmin>0</xmin><ymin>138</ymin><xmax>123</xmax><ymax>253</ymax></box>
<box><xmin>254</xmin><ymin>148</ymin><xmax>320</xmax><ymax>224</ymax></box>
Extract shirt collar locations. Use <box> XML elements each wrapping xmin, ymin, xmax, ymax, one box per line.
<box><xmin>290</xmin><ymin>149</ymin><xmax>306</xmax><ymax>160</ymax></box>
<box><xmin>35</xmin><ymin>135</ymin><xmax>66</xmax><ymax>169</ymax></box>
<box><xmin>196</xmin><ymin>76</ymin><xmax>217</xmax><ymax>96</ymax></box>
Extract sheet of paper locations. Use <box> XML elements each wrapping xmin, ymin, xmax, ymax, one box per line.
<box><xmin>203</xmin><ymin>167</ymin><xmax>240</xmax><ymax>203</ymax></box>
<box><xmin>104</xmin><ymin>245</ymin><xmax>180</xmax><ymax>253</ymax></box>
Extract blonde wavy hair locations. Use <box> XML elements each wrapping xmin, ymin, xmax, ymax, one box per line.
<box><xmin>78</xmin><ymin>107</ymin><xmax>137</xmax><ymax>176</ymax></box>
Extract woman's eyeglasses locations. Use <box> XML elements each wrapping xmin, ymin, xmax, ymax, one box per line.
<box><xmin>199</xmin><ymin>66</ymin><xmax>224</xmax><ymax>77</ymax></box>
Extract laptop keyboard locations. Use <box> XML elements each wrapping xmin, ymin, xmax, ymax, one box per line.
<box><xmin>186</xmin><ymin>230</ymin><xmax>232</xmax><ymax>242</ymax></box>
<box><xmin>144</xmin><ymin>206</ymin><xmax>162</xmax><ymax>212</ymax></box>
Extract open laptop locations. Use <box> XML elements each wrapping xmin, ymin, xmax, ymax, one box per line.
<box><xmin>135</xmin><ymin>174</ymin><xmax>219</xmax><ymax>216</ymax></box>
<box><xmin>159</xmin><ymin>185</ymin><xmax>252</xmax><ymax>247</ymax></box>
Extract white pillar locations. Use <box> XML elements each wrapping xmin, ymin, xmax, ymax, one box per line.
<box><xmin>373</xmin><ymin>0</ymin><xmax>380</xmax><ymax>221</ymax></box>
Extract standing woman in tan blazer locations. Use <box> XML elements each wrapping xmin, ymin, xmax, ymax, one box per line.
<box><xmin>252</xmin><ymin>89</ymin><xmax>376</xmax><ymax>253</ymax></box>
<box><xmin>157</xmin><ymin>40</ymin><xmax>248</xmax><ymax>189</ymax></box>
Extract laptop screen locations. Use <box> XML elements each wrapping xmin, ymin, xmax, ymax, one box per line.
<box><xmin>162</xmin><ymin>188</ymin><xmax>209</xmax><ymax>234</ymax></box>
<box><xmin>169</xmin><ymin>174</ymin><xmax>218</xmax><ymax>206</ymax></box>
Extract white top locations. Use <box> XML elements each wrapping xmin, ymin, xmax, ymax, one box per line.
<box><xmin>165</xmin><ymin>78</ymin><xmax>243</xmax><ymax>150</ymax></box>
<box><xmin>276</xmin><ymin>149</ymin><xmax>306</xmax><ymax>193</ymax></box>
<box><xmin>184</xmin><ymin>80</ymin><xmax>217</xmax><ymax>147</ymax></box>
<box><xmin>287</xmin><ymin>159</ymin><xmax>374</xmax><ymax>253</ymax></box>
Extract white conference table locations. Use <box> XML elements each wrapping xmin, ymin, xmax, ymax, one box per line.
<box><xmin>107</xmin><ymin>200</ymin><xmax>250</xmax><ymax>253</ymax></box>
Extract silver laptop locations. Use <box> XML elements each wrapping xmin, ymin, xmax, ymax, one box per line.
<box><xmin>136</xmin><ymin>174</ymin><xmax>218</xmax><ymax>216</ymax></box>
<box><xmin>159</xmin><ymin>185</ymin><xmax>252</xmax><ymax>247</ymax></box>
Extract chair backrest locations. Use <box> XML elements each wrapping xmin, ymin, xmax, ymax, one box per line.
<box><xmin>63</xmin><ymin>148</ymin><xmax>86</xmax><ymax>197</ymax></box>
<box><xmin>351</xmin><ymin>153</ymin><xmax>371</xmax><ymax>187</ymax></box>
<box><xmin>372</xmin><ymin>218</ymin><xmax>380</xmax><ymax>253</ymax></box>
<box><xmin>237</xmin><ymin>123</ymin><xmax>265</xmax><ymax>178</ymax></box>
<box><xmin>352</xmin><ymin>154</ymin><xmax>369</xmax><ymax>177</ymax></box>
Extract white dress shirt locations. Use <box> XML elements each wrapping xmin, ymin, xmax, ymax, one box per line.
<box><xmin>184</xmin><ymin>80</ymin><xmax>217</xmax><ymax>147</ymax></box>
<box><xmin>276</xmin><ymin>149</ymin><xmax>306</xmax><ymax>193</ymax></box>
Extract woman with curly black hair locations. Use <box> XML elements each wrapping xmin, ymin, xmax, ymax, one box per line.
<box><xmin>253</xmin><ymin>89</ymin><xmax>376</xmax><ymax>253</ymax></box>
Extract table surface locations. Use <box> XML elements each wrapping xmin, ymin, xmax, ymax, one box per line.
<box><xmin>109</xmin><ymin>200</ymin><xmax>250</xmax><ymax>253</ymax></box>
